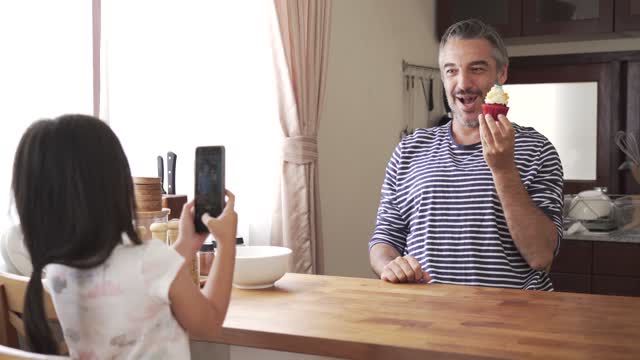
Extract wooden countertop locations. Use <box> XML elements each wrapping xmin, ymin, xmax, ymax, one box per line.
<box><xmin>196</xmin><ymin>273</ymin><xmax>640</xmax><ymax>359</ymax></box>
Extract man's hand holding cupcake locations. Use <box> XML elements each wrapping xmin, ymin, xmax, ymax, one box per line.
<box><xmin>479</xmin><ymin>84</ymin><xmax>516</xmax><ymax>173</ymax></box>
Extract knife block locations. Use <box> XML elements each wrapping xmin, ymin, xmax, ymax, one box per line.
<box><xmin>162</xmin><ymin>194</ymin><xmax>188</xmax><ymax>220</ymax></box>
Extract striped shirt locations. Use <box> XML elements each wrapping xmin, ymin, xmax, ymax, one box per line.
<box><xmin>369</xmin><ymin>122</ymin><xmax>563</xmax><ymax>291</ymax></box>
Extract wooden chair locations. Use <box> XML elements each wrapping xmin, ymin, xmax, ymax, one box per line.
<box><xmin>0</xmin><ymin>344</ymin><xmax>68</xmax><ymax>359</ymax></box>
<box><xmin>0</xmin><ymin>272</ymin><xmax>67</xmax><ymax>355</ymax></box>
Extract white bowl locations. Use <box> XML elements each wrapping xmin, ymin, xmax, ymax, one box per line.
<box><xmin>233</xmin><ymin>246</ymin><xmax>291</xmax><ymax>289</ymax></box>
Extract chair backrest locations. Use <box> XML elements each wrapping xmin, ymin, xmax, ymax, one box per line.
<box><xmin>0</xmin><ymin>271</ymin><xmax>66</xmax><ymax>355</ymax></box>
<box><xmin>0</xmin><ymin>344</ymin><xmax>68</xmax><ymax>359</ymax></box>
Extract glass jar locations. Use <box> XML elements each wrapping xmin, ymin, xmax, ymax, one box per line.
<box><xmin>134</xmin><ymin>209</ymin><xmax>170</xmax><ymax>241</ymax></box>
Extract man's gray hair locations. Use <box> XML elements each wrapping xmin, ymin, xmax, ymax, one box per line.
<box><xmin>440</xmin><ymin>19</ymin><xmax>509</xmax><ymax>70</ymax></box>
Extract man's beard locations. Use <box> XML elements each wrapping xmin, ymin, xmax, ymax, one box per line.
<box><xmin>454</xmin><ymin>110</ymin><xmax>479</xmax><ymax>128</ymax></box>
<box><xmin>447</xmin><ymin>89</ymin><xmax>482</xmax><ymax>129</ymax></box>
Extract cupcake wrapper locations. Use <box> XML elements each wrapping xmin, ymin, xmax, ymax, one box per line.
<box><xmin>482</xmin><ymin>104</ymin><xmax>509</xmax><ymax>120</ymax></box>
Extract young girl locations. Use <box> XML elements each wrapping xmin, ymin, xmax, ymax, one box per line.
<box><xmin>12</xmin><ymin>114</ymin><xmax>237</xmax><ymax>358</ymax></box>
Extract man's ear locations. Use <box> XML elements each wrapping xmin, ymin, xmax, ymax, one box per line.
<box><xmin>497</xmin><ymin>65</ymin><xmax>508</xmax><ymax>85</ymax></box>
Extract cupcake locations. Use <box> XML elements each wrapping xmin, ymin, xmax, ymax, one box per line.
<box><xmin>482</xmin><ymin>84</ymin><xmax>509</xmax><ymax>120</ymax></box>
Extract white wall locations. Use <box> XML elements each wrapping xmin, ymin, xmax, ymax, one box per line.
<box><xmin>319</xmin><ymin>0</ymin><xmax>438</xmax><ymax>278</ymax></box>
<box><xmin>319</xmin><ymin>0</ymin><xmax>640</xmax><ymax>279</ymax></box>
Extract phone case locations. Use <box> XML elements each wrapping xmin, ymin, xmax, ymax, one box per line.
<box><xmin>194</xmin><ymin>146</ymin><xmax>225</xmax><ymax>233</ymax></box>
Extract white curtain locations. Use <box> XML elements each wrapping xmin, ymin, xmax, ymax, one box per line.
<box><xmin>100</xmin><ymin>1</ymin><xmax>282</xmax><ymax>244</ymax></box>
<box><xmin>0</xmin><ymin>1</ymin><xmax>94</xmax><ymax>229</ymax></box>
<box><xmin>270</xmin><ymin>0</ymin><xmax>332</xmax><ymax>274</ymax></box>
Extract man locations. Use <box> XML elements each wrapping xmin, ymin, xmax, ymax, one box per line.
<box><xmin>368</xmin><ymin>19</ymin><xmax>563</xmax><ymax>290</ymax></box>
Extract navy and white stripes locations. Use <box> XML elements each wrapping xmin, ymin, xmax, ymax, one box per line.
<box><xmin>370</xmin><ymin>122</ymin><xmax>563</xmax><ymax>290</ymax></box>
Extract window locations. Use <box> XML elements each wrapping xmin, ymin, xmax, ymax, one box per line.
<box><xmin>1</xmin><ymin>1</ymin><xmax>282</xmax><ymax>244</ymax></box>
<box><xmin>508</xmin><ymin>59</ymin><xmax>621</xmax><ymax>194</ymax></box>
<box><xmin>504</xmin><ymin>82</ymin><xmax>598</xmax><ymax>180</ymax></box>
<box><xmin>102</xmin><ymin>1</ymin><xmax>282</xmax><ymax>244</ymax></box>
<box><xmin>0</xmin><ymin>1</ymin><xmax>93</xmax><ymax>228</ymax></box>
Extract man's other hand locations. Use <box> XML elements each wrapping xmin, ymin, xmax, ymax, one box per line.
<box><xmin>381</xmin><ymin>255</ymin><xmax>431</xmax><ymax>283</ymax></box>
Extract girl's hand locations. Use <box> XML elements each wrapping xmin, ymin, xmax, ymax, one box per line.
<box><xmin>177</xmin><ymin>200</ymin><xmax>209</xmax><ymax>256</ymax></box>
<box><xmin>169</xmin><ymin>190</ymin><xmax>238</xmax><ymax>340</ymax></box>
<box><xmin>201</xmin><ymin>190</ymin><xmax>237</xmax><ymax>248</ymax></box>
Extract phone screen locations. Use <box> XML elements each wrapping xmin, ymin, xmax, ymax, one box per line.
<box><xmin>195</xmin><ymin>146</ymin><xmax>225</xmax><ymax>233</ymax></box>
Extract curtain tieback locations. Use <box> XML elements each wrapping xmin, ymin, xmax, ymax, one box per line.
<box><xmin>282</xmin><ymin>136</ymin><xmax>318</xmax><ymax>164</ymax></box>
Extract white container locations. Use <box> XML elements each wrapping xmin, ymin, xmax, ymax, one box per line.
<box><xmin>568</xmin><ymin>189</ymin><xmax>611</xmax><ymax>220</ymax></box>
<box><xmin>233</xmin><ymin>246</ymin><xmax>291</xmax><ymax>289</ymax></box>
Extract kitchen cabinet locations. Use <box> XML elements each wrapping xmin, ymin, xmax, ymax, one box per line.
<box><xmin>616</xmin><ymin>0</ymin><xmax>640</xmax><ymax>31</ymax></box>
<box><xmin>437</xmin><ymin>0</ymin><xmax>639</xmax><ymax>40</ymax></box>
<box><xmin>551</xmin><ymin>240</ymin><xmax>592</xmax><ymax>273</ymax></box>
<box><xmin>550</xmin><ymin>239</ymin><xmax>640</xmax><ymax>296</ymax></box>
<box><xmin>522</xmin><ymin>0</ymin><xmax>614</xmax><ymax>36</ymax></box>
<box><xmin>549</xmin><ymin>239</ymin><xmax>592</xmax><ymax>294</ymax></box>
<box><xmin>436</xmin><ymin>0</ymin><xmax>522</xmax><ymax>38</ymax></box>
<box><xmin>593</xmin><ymin>275</ymin><xmax>640</xmax><ymax>296</ymax></box>
<box><xmin>593</xmin><ymin>241</ymin><xmax>640</xmax><ymax>276</ymax></box>
<box><xmin>623</xmin><ymin>61</ymin><xmax>640</xmax><ymax>193</ymax></box>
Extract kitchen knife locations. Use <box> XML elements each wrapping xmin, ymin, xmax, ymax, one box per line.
<box><xmin>157</xmin><ymin>155</ymin><xmax>166</xmax><ymax>194</ymax></box>
<box><xmin>167</xmin><ymin>151</ymin><xmax>177</xmax><ymax>195</ymax></box>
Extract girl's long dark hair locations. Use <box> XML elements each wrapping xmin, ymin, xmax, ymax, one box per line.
<box><xmin>11</xmin><ymin>114</ymin><xmax>141</xmax><ymax>354</ymax></box>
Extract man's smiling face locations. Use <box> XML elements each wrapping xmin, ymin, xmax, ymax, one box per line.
<box><xmin>439</xmin><ymin>38</ymin><xmax>507</xmax><ymax>128</ymax></box>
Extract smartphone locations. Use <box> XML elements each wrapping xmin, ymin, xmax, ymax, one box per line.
<box><xmin>194</xmin><ymin>146</ymin><xmax>225</xmax><ymax>233</ymax></box>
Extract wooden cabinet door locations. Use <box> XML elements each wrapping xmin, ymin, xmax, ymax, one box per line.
<box><xmin>436</xmin><ymin>0</ymin><xmax>522</xmax><ymax>39</ymax></box>
<box><xmin>615</xmin><ymin>0</ymin><xmax>640</xmax><ymax>32</ymax></box>
<box><xmin>522</xmin><ymin>0</ymin><xmax>614</xmax><ymax>36</ymax></box>
<box><xmin>593</xmin><ymin>241</ymin><xmax>640</xmax><ymax>277</ymax></box>
<box><xmin>549</xmin><ymin>272</ymin><xmax>591</xmax><ymax>293</ymax></box>
<box><xmin>622</xmin><ymin>61</ymin><xmax>640</xmax><ymax>194</ymax></box>
<box><xmin>551</xmin><ymin>240</ymin><xmax>592</xmax><ymax>273</ymax></box>
<box><xmin>592</xmin><ymin>241</ymin><xmax>640</xmax><ymax>296</ymax></box>
<box><xmin>549</xmin><ymin>240</ymin><xmax>592</xmax><ymax>293</ymax></box>
<box><xmin>592</xmin><ymin>275</ymin><xmax>640</xmax><ymax>296</ymax></box>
